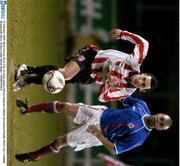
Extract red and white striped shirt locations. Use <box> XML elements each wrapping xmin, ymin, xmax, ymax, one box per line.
<box><xmin>91</xmin><ymin>31</ymin><xmax>149</xmax><ymax>102</ymax></box>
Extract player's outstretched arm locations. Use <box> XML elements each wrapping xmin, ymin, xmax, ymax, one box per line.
<box><xmin>87</xmin><ymin>124</ymin><xmax>115</xmax><ymax>154</ymax></box>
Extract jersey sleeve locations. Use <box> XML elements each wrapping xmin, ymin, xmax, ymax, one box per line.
<box><xmin>120</xmin><ymin>31</ymin><xmax>149</xmax><ymax>67</ymax></box>
<box><xmin>122</xmin><ymin>96</ymin><xmax>148</xmax><ymax>108</ymax></box>
<box><xmin>97</xmin><ymin>84</ymin><xmax>136</xmax><ymax>102</ymax></box>
<box><xmin>123</xmin><ymin>96</ymin><xmax>142</xmax><ymax>105</ymax></box>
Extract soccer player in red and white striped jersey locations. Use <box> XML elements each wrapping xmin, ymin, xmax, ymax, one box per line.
<box><xmin>90</xmin><ymin>29</ymin><xmax>156</xmax><ymax>102</ymax></box>
<box><xmin>13</xmin><ymin>29</ymin><xmax>158</xmax><ymax>102</ymax></box>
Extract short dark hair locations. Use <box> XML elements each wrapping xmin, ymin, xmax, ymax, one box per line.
<box><xmin>143</xmin><ymin>74</ymin><xmax>159</xmax><ymax>92</ymax></box>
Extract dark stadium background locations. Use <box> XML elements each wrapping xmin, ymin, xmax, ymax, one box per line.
<box><xmin>115</xmin><ymin>1</ymin><xmax>179</xmax><ymax>165</ymax></box>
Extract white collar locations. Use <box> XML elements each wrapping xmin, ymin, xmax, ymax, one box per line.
<box><xmin>142</xmin><ymin>114</ymin><xmax>152</xmax><ymax>131</ymax></box>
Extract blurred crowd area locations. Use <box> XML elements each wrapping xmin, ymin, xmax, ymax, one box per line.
<box><xmin>59</xmin><ymin>0</ymin><xmax>178</xmax><ymax>165</ymax></box>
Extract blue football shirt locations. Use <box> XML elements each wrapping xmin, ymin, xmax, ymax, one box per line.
<box><xmin>100</xmin><ymin>96</ymin><xmax>152</xmax><ymax>155</ymax></box>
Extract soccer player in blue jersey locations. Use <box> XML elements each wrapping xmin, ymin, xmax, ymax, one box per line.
<box><xmin>15</xmin><ymin>96</ymin><xmax>172</xmax><ymax>163</ymax></box>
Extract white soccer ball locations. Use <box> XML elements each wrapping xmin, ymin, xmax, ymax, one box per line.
<box><xmin>42</xmin><ymin>70</ymin><xmax>65</xmax><ymax>94</ymax></box>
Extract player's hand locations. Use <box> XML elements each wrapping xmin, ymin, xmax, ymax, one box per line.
<box><xmin>109</xmin><ymin>29</ymin><xmax>122</xmax><ymax>40</ymax></box>
<box><xmin>87</xmin><ymin>124</ymin><xmax>102</xmax><ymax>138</ymax></box>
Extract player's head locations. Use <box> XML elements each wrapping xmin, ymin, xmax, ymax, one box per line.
<box><xmin>145</xmin><ymin>113</ymin><xmax>172</xmax><ymax>131</ymax></box>
<box><xmin>129</xmin><ymin>73</ymin><xmax>158</xmax><ymax>92</ymax></box>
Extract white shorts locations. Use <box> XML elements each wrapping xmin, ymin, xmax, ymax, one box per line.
<box><xmin>66</xmin><ymin>104</ymin><xmax>107</xmax><ymax>151</ymax></box>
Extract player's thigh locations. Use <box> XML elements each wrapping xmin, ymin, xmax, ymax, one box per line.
<box><xmin>62</xmin><ymin>60</ymin><xmax>80</xmax><ymax>80</ymax></box>
<box><xmin>81</xmin><ymin>104</ymin><xmax>107</xmax><ymax>117</ymax></box>
<box><xmin>62</xmin><ymin>102</ymin><xmax>80</xmax><ymax>118</ymax></box>
<box><xmin>52</xmin><ymin>134</ymin><xmax>69</xmax><ymax>149</ymax></box>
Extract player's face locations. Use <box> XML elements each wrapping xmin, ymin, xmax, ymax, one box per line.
<box><xmin>130</xmin><ymin>74</ymin><xmax>151</xmax><ymax>91</ymax></box>
<box><xmin>151</xmin><ymin>113</ymin><xmax>171</xmax><ymax>131</ymax></box>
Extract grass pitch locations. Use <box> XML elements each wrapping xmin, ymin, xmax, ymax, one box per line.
<box><xmin>8</xmin><ymin>0</ymin><xmax>67</xmax><ymax>165</ymax></box>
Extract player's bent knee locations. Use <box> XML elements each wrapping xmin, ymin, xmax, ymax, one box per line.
<box><xmin>52</xmin><ymin>101</ymin><xmax>61</xmax><ymax>113</ymax></box>
<box><xmin>61</xmin><ymin>102</ymin><xmax>78</xmax><ymax>111</ymax></box>
<box><xmin>51</xmin><ymin>135</ymin><xmax>67</xmax><ymax>152</ymax></box>
<box><xmin>49</xmin><ymin>144</ymin><xmax>60</xmax><ymax>153</ymax></box>
<box><xmin>52</xmin><ymin>101</ymin><xmax>79</xmax><ymax>114</ymax></box>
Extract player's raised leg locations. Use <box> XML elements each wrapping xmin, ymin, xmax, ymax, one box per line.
<box><xmin>16</xmin><ymin>98</ymin><xmax>79</xmax><ymax>117</ymax></box>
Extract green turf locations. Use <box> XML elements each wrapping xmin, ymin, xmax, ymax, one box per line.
<box><xmin>8</xmin><ymin>0</ymin><xmax>66</xmax><ymax>165</ymax></box>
